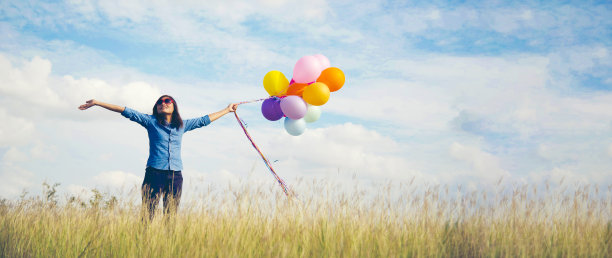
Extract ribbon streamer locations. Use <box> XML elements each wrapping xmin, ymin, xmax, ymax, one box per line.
<box><xmin>235</xmin><ymin>98</ymin><xmax>293</xmax><ymax>197</ymax></box>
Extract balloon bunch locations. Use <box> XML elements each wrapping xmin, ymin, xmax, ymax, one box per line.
<box><xmin>261</xmin><ymin>54</ymin><xmax>345</xmax><ymax>136</ymax></box>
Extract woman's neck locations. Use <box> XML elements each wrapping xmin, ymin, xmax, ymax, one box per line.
<box><xmin>165</xmin><ymin>114</ymin><xmax>172</xmax><ymax>123</ymax></box>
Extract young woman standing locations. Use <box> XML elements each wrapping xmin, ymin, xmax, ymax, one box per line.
<box><xmin>79</xmin><ymin>95</ymin><xmax>238</xmax><ymax>219</ymax></box>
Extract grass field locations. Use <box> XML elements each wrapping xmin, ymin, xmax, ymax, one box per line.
<box><xmin>1</xmin><ymin>179</ymin><xmax>610</xmax><ymax>257</ymax></box>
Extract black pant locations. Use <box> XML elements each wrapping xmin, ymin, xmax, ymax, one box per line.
<box><xmin>141</xmin><ymin>167</ymin><xmax>183</xmax><ymax>220</ymax></box>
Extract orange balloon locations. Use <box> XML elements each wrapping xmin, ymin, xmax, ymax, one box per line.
<box><xmin>316</xmin><ymin>67</ymin><xmax>345</xmax><ymax>92</ymax></box>
<box><xmin>283</xmin><ymin>83</ymin><xmax>309</xmax><ymax>97</ymax></box>
<box><xmin>303</xmin><ymin>82</ymin><xmax>330</xmax><ymax>106</ymax></box>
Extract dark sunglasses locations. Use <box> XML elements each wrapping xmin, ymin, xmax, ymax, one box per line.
<box><xmin>156</xmin><ymin>98</ymin><xmax>174</xmax><ymax>105</ymax></box>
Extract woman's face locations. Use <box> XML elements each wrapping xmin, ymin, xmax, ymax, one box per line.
<box><xmin>156</xmin><ymin>97</ymin><xmax>175</xmax><ymax>115</ymax></box>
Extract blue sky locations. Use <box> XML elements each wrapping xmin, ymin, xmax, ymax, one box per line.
<box><xmin>0</xmin><ymin>0</ymin><xmax>611</xmax><ymax>199</ymax></box>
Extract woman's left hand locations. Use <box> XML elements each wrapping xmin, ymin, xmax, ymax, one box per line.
<box><xmin>227</xmin><ymin>103</ymin><xmax>238</xmax><ymax>112</ymax></box>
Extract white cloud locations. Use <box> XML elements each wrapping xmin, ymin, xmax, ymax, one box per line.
<box><xmin>58</xmin><ymin>0</ymin><xmax>340</xmax><ymax>70</ymax></box>
<box><xmin>93</xmin><ymin>170</ymin><xmax>142</xmax><ymax>189</ymax></box>
<box><xmin>537</xmin><ymin>143</ymin><xmax>557</xmax><ymax>161</ymax></box>
<box><xmin>393</xmin><ymin>8</ymin><xmax>444</xmax><ymax>33</ymax></box>
<box><xmin>327</xmin><ymin>54</ymin><xmax>552</xmax><ymax>136</ymax></box>
<box><xmin>117</xmin><ymin>81</ymin><xmax>163</xmax><ymax>111</ymax></box>
<box><xmin>0</xmin><ymin>55</ymin><xmax>63</xmax><ymax>109</ymax></box>
<box><xmin>1</xmin><ymin>0</ymin><xmax>611</xmax><ymax>195</ymax></box>
<box><xmin>529</xmin><ymin>167</ymin><xmax>589</xmax><ymax>186</ymax></box>
<box><xmin>0</xmin><ymin>53</ymin><xmax>162</xmax><ymax>120</ymax></box>
<box><xmin>327</xmin><ymin>79</ymin><xmax>456</xmax><ymax>133</ymax></box>
<box><xmin>183</xmin><ymin>121</ymin><xmax>429</xmax><ymax>182</ymax></box>
<box><xmin>0</xmin><ymin>108</ymin><xmax>36</xmax><ymax>147</ymax></box>
<box><xmin>271</xmin><ymin>123</ymin><xmax>418</xmax><ymax>178</ymax></box>
<box><xmin>182</xmin><ymin>169</ymin><xmax>208</xmax><ymax>185</ymax></box>
<box><xmin>388</xmin><ymin>4</ymin><xmax>608</xmax><ymax>38</ymax></box>
<box><xmin>358</xmin><ymin>53</ymin><xmax>612</xmax><ymax>139</ymax></box>
<box><xmin>67</xmin><ymin>184</ymin><xmax>94</xmax><ymax>200</ymax></box>
<box><xmin>548</xmin><ymin>46</ymin><xmax>611</xmax><ymax>88</ymax></box>
<box><xmin>78</xmin><ymin>0</ymin><xmax>333</xmax><ymax>26</ymax></box>
<box><xmin>385</xmin><ymin>55</ymin><xmax>549</xmax><ymax>91</ymax></box>
<box><xmin>62</xmin><ymin>77</ymin><xmax>161</xmax><ymax>116</ymax></box>
<box><xmin>30</xmin><ymin>143</ymin><xmax>57</xmax><ymax>161</ymax></box>
<box><xmin>488</xmin><ymin>8</ymin><xmax>533</xmax><ymax>34</ymax></box>
<box><xmin>449</xmin><ymin>142</ymin><xmax>510</xmax><ymax>184</ymax></box>
<box><xmin>0</xmin><ymin>162</ymin><xmax>35</xmax><ymax>197</ymax></box>
<box><xmin>2</xmin><ymin>147</ymin><xmax>28</xmax><ymax>163</ymax></box>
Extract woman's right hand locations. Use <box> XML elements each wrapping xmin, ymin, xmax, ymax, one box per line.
<box><xmin>79</xmin><ymin>99</ymin><xmax>97</xmax><ymax>110</ymax></box>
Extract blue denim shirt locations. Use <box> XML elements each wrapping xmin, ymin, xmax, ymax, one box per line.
<box><xmin>121</xmin><ymin>107</ymin><xmax>211</xmax><ymax>171</ymax></box>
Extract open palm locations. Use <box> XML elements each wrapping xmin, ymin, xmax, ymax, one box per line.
<box><xmin>79</xmin><ymin>99</ymin><xmax>96</xmax><ymax>110</ymax></box>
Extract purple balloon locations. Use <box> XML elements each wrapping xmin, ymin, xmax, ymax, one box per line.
<box><xmin>280</xmin><ymin>96</ymin><xmax>307</xmax><ymax>120</ymax></box>
<box><xmin>261</xmin><ymin>98</ymin><xmax>283</xmax><ymax>121</ymax></box>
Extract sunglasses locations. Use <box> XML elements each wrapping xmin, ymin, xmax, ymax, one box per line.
<box><xmin>156</xmin><ymin>98</ymin><xmax>174</xmax><ymax>105</ymax></box>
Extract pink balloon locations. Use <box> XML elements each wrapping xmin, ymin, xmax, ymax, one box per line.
<box><xmin>293</xmin><ymin>56</ymin><xmax>321</xmax><ymax>83</ymax></box>
<box><xmin>313</xmin><ymin>54</ymin><xmax>330</xmax><ymax>72</ymax></box>
<box><xmin>280</xmin><ymin>96</ymin><xmax>307</xmax><ymax>120</ymax></box>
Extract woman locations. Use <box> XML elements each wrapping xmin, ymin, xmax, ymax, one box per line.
<box><xmin>79</xmin><ymin>95</ymin><xmax>238</xmax><ymax>219</ymax></box>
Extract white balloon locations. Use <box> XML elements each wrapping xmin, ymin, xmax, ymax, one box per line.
<box><xmin>284</xmin><ymin>117</ymin><xmax>306</xmax><ymax>136</ymax></box>
<box><xmin>304</xmin><ymin>104</ymin><xmax>321</xmax><ymax>123</ymax></box>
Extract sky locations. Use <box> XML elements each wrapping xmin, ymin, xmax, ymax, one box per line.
<box><xmin>0</xmin><ymin>0</ymin><xmax>611</xmax><ymax>199</ymax></box>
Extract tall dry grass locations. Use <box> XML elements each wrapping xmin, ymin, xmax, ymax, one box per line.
<box><xmin>0</xmin><ymin>179</ymin><xmax>610</xmax><ymax>257</ymax></box>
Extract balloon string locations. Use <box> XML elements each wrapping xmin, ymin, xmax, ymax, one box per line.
<box><xmin>234</xmin><ymin>98</ymin><xmax>293</xmax><ymax>197</ymax></box>
<box><xmin>237</xmin><ymin>98</ymin><xmax>268</xmax><ymax>105</ymax></box>
<box><xmin>278</xmin><ymin>84</ymin><xmax>291</xmax><ymax>96</ymax></box>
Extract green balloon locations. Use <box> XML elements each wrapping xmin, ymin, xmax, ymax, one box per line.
<box><xmin>304</xmin><ymin>104</ymin><xmax>321</xmax><ymax>123</ymax></box>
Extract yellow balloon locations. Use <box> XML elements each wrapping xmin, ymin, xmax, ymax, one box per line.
<box><xmin>263</xmin><ymin>71</ymin><xmax>289</xmax><ymax>96</ymax></box>
<box><xmin>303</xmin><ymin>82</ymin><xmax>330</xmax><ymax>106</ymax></box>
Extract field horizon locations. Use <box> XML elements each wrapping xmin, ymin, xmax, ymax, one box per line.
<box><xmin>1</xmin><ymin>179</ymin><xmax>610</xmax><ymax>257</ymax></box>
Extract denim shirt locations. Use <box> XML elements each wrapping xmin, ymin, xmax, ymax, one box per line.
<box><xmin>121</xmin><ymin>107</ymin><xmax>211</xmax><ymax>171</ymax></box>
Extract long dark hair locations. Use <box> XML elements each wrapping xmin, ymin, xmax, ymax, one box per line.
<box><xmin>152</xmin><ymin>95</ymin><xmax>183</xmax><ymax>128</ymax></box>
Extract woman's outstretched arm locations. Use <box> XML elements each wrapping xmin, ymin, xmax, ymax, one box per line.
<box><xmin>79</xmin><ymin>99</ymin><xmax>125</xmax><ymax>113</ymax></box>
<box><xmin>184</xmin><ymin>103</ymin><xmax>238</xmax><ymax>132</ymax></box>
<box><xmin>80</xmin><ymin>99</ymin><xmax>151</xmax><ymax>127</ymax></box>
<box><xmin>207</xmin><ymin>103</ymin><xmax>239</xmax><ymax>123</ymax></box>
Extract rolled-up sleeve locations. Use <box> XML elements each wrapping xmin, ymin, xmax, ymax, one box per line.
<box><xmin>121</xmin><ymin>107</ymin><xmax>152</xmax><ymax>128</ymax></box>
<box><xmin>183</xmin><ymin>115</ymin><xmax>211</xmax><ymax>132</ymax></box>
